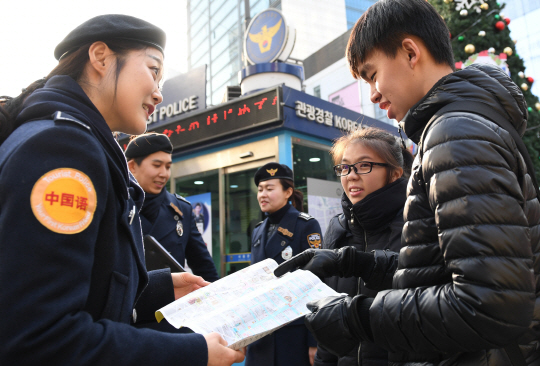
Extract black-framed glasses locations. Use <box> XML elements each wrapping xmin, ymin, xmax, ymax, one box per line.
<box><xmin>333</xmin><ymin>161</ymin><xmax>390</xmax><ymax>177</ymax></box>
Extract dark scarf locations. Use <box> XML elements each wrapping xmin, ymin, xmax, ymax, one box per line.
<box><xmin>267</xmin><ymin>203</ymin><xmax>291</xmax><ymax>224</ymax></box>
<box><xmin>342</xmin><ymin>177</ymin><xmax>407</xmax><ymax>233</ymax></box>
<box><xmin>16</xmin><ymin>75</ymin><xmax>130</xmax><ymax>201</ymax></box>
<box><xmin>140</xmin><ymin>188</ymin><xmax>167</xmax><ymax>224</ymax></box>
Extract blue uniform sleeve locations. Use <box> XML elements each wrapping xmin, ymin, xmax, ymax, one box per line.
<box><xmin>184</xmin><ymin>207</ymin><xmax>219</xmax><ymax>282</ymax></box>
<box><xmin>0</xmin><ymin>125</ymin><xmax>208</xmax><ymax>366</ymax></box>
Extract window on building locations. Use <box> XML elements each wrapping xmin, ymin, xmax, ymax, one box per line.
<box><xmin>313</xmin><ymin>85</ymin><xmax>321</xmax><ymax>98</ymax></box>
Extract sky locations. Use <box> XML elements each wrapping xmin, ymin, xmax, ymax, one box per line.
<box><xmin>0</xmin><ymin>0</ymin><xmax>189</xmax><ymax>97</ymax></box>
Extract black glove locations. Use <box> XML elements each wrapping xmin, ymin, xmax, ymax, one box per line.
<box><xmin>274</xmin><ymin>247</ymin><xmax>375</xmax><ymax>280</ymax></box>
<box><xmin>304</xmin><ymin>295</ymin><xmax>373</xmax><ymax>357</ymax></box>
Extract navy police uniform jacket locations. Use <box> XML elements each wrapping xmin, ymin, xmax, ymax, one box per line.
<box><xmin>140</xmin><ymin>189</ymin><xmax>219</xmax><ymax>282</ymax></box>
<box><xmin>0</xmin><ymin>76</ymin><xmax>208</xmax><ymax>365</ymax></box>
<box><xmin>246</xmin><ymin>204</ymin><xmax>322</xmax><ymax>366</ymax></box>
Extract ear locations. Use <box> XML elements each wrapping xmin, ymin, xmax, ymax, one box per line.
<box><xmin>87</xmin><ymin>41</ymin><xmax>114</xmax><ymax>79</ymax></box>
<box><xmin>390</xmin><ymin>167</ymin><xmax>404</xmax><ymax>183</ymax></box>
<box><xmin>284</xmin><ymin>187</ymin><xmax>293</xmax><ymax>200</ymax></box>
<box><xmin>401</xmin><ymin>38</ymin><xmax>421</xmax><ymax>69</ymax></box>
<box><xmin>127</xmin><ymin>159</ymin><xmax>137</xmax><ymax>175</ymax></box>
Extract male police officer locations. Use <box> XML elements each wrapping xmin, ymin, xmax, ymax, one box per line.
<box><xmin>126</xmin><ymin>133</ymin><xmax>219</xmax><ymax>282</ymax></box>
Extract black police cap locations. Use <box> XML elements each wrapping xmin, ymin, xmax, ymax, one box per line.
<box><xmin>125</xmin><ymin>133</ymin><xmax>173</xmax><ymax>160</ymax></box>
<box><xmin>254</xmin><ymin>163</ymin><xmax>294</xmax><ymax>186</ymax></box>
<box><xmin>54</xmin><ymin>14</ymin><xmax>166</xmax><ymax>60</ymax></box>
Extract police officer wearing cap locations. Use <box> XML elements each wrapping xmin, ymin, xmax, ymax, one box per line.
<box><xmin>246</xmin><ymin>163</ymin><xmax>322</xmax><ymax>366</ymax></box>
<box><xmin>126</xmin><ymin>133</ymin><xmax>218</xmax><ymax>282</ymax></box>
<box><xmin>0</xmin><ymin>14</ymin><xmax>243</xmax><ymax>366</ymax></box>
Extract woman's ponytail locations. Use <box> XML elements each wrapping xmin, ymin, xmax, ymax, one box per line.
<box><xmin>280</xmin><ymin>179</ymin><xmax>304</xmax><ymax>212</ymax></box>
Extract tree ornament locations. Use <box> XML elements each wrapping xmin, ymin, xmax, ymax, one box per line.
<box><xmin>495</xmin><ymin>21</ymin><xmax>506</xmax><ymax>31</ymax></box>
<box><xmin>465</xmin><ymin>44</ymin><xmax>476</xmax><ymax>54</ymax></box>
<box><xmin>455</xmin><ymin>0</ymin><xmax>487</xmax><ymax>14</ymax></box>
<box><xmin>458</xmin><ymin>35</ymin><xmax>465</xmax><ymax>42</ymax></box>
<box><xmin>494</xmin><ymin>14</ymin><xmax>501</xmax><ymax>20</ymax></box>
<box><xmin>478</xmin><ymin>30</ymin><xmax>486</xmax><ymax>37</ymax></box>
<box><xmin>503</xmin><ymin>47</ymin><xmax>513</xmax><ymax>56</ymax></box>
<box><xmin>463</xmin><ymin>50</ymin><xmax>510</xmax><ymax>76</ymax></box>
<box><xmin>521</xmin><ymin>83</ymin><xmax>529</xmax><ymax>91</ymax></box>
<box><xmin>527</xmin><ymin>76</ymin><xmax>534</xmax><ymax>83</ymax></box>
<box><xmin>513</xmin><ymin>39</ymin><xmax>518</xmax><ymax>44</ymax></box>
<box><xmin>528</xmin><ymin>107</ymin><xmax>533</xmax><ymax>113</ymax></box>
<box><xmin>488</xmin><ymin>47</ymin><xmax>495</xmax><ymax>53</ymax></box>
<box><xmin>500</xmin><ymin>12</ymin><xmax>505</xmax><ymax>18</ymax></box>
<box><xmin>443</xmin><ymin>0</ymin><xmax>453</xmax><ymax>3</ymax></box>
<box><xmin>460</xmin><ymin>9</ymin><xmax>468</xmax><ymax>16</ymax></box>
<box><xmin>480</xmin><ymin>3</ymin><xmax>488</xmax><ymax>10</ymax></box>
<box><xmin>535</xmin><ymin>102</ymin><xmax>540</xmax><ymax>111</ymax></box>
<box><xmin>518</xmin><ymin>71</ymin><xmax>525</xmax><ymax>78</ymax></box>
<box><xmin>505</xmin><ymin>17</ymin><xmax>511</xmax><ymax>25</ymax></box>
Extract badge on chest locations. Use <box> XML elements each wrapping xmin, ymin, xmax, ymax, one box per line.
<box><xmin>176</xmin><ymin>221</ymin><xmax>184</xmax><ymax>236</ymax></box>
<box><xmin>282</xmin><ymin>245</ymin><xmax>293</xmax><ymax>260</ymax></box>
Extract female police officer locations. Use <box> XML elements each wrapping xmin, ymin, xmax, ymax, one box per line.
<box><xmin>0</xmin><ymin>14</ymin><xmax>243</xmax><ymax>366</ymax></box>
<box><xmin>245</xmin><ymin>162</ymin><xmax>323</xmax><ymax>366</ymax></box>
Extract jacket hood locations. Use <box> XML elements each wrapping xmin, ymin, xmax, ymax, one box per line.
<box><xmin>400</xmin><ymin>63</ymin><xmax>529</xmax><ymax>144</ymax></box>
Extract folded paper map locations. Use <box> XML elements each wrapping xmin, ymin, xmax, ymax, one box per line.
<box><xmin>155</xmin><ymin>258</ymin><xmax>340</xmax><ymax>349</ymax></box>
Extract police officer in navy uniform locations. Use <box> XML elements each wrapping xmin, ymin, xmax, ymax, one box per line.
<box><xmin>0</xmin><ymin>15</ymin><xmax>243</xmax><ymax>365</ymax></box>
<box><xmin>125</xmin><ymin>133</ymin><xmax>219</xmax><ymax>282</ymax></box>
<box><xmin>246</xmin><ymin>162</ymin><xmax>322</xmax><ymax>366</ymax></box>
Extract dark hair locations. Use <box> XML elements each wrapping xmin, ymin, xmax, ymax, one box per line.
<box><xmin>279</xmin><ymin>179</ymin><xmax>304</xmax><ymax>212</ymax></box>
<box><xmin>0</xmin><ymin>39</ymin><xmax>148</xmax><ymax>145</ymax></box>
<box><xmin>330</xmin><ymin>127</ymin><xmax>414</xmax><ymax>182</ymax></box>
<box><xmin>347</xmin><ymin>0</ymin><xmax>455</xmax><ymax>79</ymax></box>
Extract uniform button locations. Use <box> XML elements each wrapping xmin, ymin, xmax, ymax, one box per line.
<box><xmin>281</xmin><ymin>241</ymin><xmax>286</xmax><ymax>246</ymax></box>
<box><xmin>174</xmin><ymin>215</ymin><xmax>179</xmax><ymax>221</ymax></box>
<box><xmin>132</xmin><ymin>308</ymin><xmax>137</xmax><ymax>324</ymax></box>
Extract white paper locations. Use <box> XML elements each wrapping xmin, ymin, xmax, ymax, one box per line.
<box><xmin>155</xmin><ymin>259</ymin><xmax>340</xmax><ymax>349</ymax></box>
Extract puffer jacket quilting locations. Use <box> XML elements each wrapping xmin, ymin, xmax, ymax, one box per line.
<box><xmin>369</xmin><ymin>63</ymin><xmax>540</xmax><ymax>365</ymax></box>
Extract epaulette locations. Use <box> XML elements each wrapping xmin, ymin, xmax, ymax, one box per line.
<box><xmin>53</xmin><ymin>111</ymin><xmax>90</xmax><ymax>130</ymax></box>
<box><xmin>254</xmin><ymin>220</ymin><xmax>264</xmax><ymax>228</ymax></box>
<box><xmin>298</xmin><ymin>212</ymin><xmax>314</xmax><ymax>221</ymax></box>
<box><xmin>175</xmin><ymin>193</ymin><xmax>191</xmax><ymax>205</ymax></box>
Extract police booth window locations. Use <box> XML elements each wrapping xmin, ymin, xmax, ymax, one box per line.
<box><xmin>292</xmin><ymin>140</ymin><xmax>341</xmax><ymax>234</ymax></box>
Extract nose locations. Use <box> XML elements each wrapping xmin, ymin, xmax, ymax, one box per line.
<box><xmin>153</xmin><ymin>88</ymin><xmax>163</xmax><ymax>105</ymax></box>
<box><xmin>369</xmin><ymin>84</ymin><xmax>381</xmax><ymax>104</ymax></box>
<box><xmin>347</xmin><ymin>166</ymin><xmax>360</xmax><ymax>180</ymax></box>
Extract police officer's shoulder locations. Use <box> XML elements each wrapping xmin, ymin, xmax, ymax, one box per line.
<box><xmin>174</xmin><ymin>193</ymin><xmax>191</xmax><ymax>205</ymax></box>
<box><xmin>254</xmin><ymin>221</ymin><xmax>264</xmax><ymax>228</ymax></box>
<box><xmin>53</xmin><ymin>111</ymin><xmax>91</xmax><ymax>131</ymax></box>
<box><xmin>298</xmin><ymin>212</ymin><xmax>314</xmax><ymax>221</ymax></box>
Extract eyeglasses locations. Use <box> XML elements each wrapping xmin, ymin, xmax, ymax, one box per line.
<box><xmin>333</xmin><ymin>161</ymin><xmax>390</xmax><ymax>177</ymax></box>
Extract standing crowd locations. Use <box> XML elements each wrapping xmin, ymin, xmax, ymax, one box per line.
<box><xmin>0</xmin><ymin>0</ymin><xmax>539</xmax><ymax>365</ymax></box>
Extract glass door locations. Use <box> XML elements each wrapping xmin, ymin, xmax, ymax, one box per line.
<box><xmin>223</xmin><ymin>167</ymin><xmax>262</xmax><ymax>276</ymax></box>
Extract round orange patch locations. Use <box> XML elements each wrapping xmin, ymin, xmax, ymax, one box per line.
<box><xmin>30</xmin><ymin>168</ymin><xmax>97</xmax><ymax>234</ymax></box>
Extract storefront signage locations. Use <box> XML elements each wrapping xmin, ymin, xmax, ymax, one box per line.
<box><xmin>119</xmin><ymin>88</ymin><xmax>281</xmax><ymax>151</ymax></box>
<box><xmin>147</xmin><ymin>65</ymin><xmax>207</xmax><ymax>128</ymax></box>
<box><xmin>295</xmin><ymin>100</ymin><xmax>364</xmax><ymax>133</ymax></box>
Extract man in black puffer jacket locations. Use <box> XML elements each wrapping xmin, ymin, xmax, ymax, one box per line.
<box><xmin>275</xmin><ymin>0</ymin><xmax>540</xmax><ymax>365</ymax></box>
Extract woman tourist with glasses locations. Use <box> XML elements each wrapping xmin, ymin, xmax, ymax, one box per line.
<box><xmin>275</xmin><ymin>127</ymin><xmax>413</xmax><ymax>366</ymax></box>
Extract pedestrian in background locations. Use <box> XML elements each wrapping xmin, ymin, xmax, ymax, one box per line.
<box><xmin>0</xmin><ymin>14</ymin><xmax>243</xmax><ymax>366</ymax></box>
<box><xmin>246</xmin><ymin>162</ymin><xmax>322</xmax><ymax>366</ymax></box>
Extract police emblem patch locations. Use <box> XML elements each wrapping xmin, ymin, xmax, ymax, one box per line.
<box><xmin>30</xmin><ymin>168</ymin><xmax>97</xmax><ymax>234</ymax></box>
<box><xmin>307</xmin><ymin>233</ymin><xmax>321</xmax><ymax>249</ymax></box>
<box><xmin>282</xmin><ymin>245</ymin><xmax>293</xmax><ymax>260</ymax></box>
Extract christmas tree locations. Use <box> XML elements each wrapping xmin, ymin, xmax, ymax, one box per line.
<box><xmin>428</xmin><ymin>0</ymin><xmax>540</xmax><ymax>180</ymax></box>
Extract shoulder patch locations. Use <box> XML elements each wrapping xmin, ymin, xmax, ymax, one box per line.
<box><xmin>307</xmin><ymin>233</ymin><xmax>322</xmax><ymax>249</ymax></box>
<box><xmin>255</xmin><ymin>220</ymin><xmax>264</xmax><ymax>228</ymax></box>
<box><xmin>298</xmin><ymin>212</ymin><xmax>313</xmax><ymax>221</ymax></box>
<box><xmin>53</xmin><ymin>111</ymin><xmax>90</xmax><ymax>130</ymax></box>
<box><xmin>174</xmin><ymin>193</ymin><xmax>191</xmax><ymax>205</ymax></box>
<box><xmin>31</xmin><ymin>168</ymin><xmax>97</xmax><ymax>234</ymax></box>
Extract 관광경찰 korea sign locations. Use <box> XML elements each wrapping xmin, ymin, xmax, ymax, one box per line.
<box><xmin>120</xmin><ymin>88</ymin><xmax>281</xmax><ymax>151</ymax></box>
